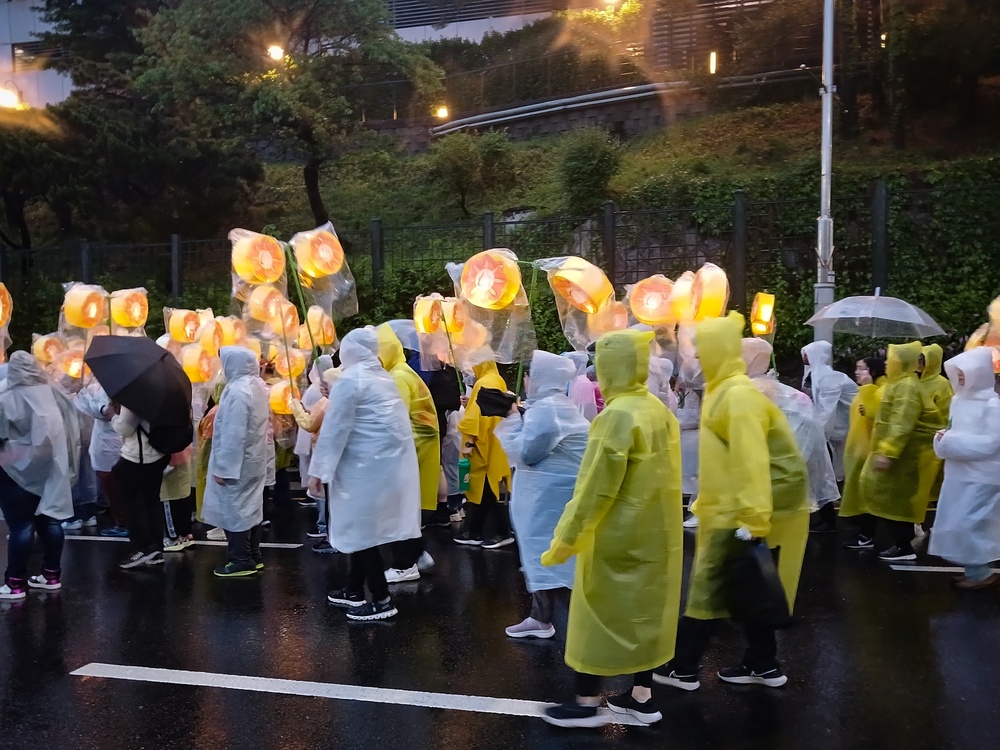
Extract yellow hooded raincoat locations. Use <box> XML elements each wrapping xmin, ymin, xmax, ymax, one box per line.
<box><xmin>377</xmin><ymin>324</ymin><xmax>441</xmax><ymax>511</ymax></box>
<box><xmin>688</xmin><ymin>313</ymin><xmax>809</xmax><ymax>620</ymax></box>
<box><xmin>860</xmin><ymin>342</ymin><xmax>935</xmax><ymax>523</ymax></box>
<box><xmin>458</xmin><ymin>360</ymin><xmax>512</xmax><ymax>504</ymax></box>
<box><xmin>839</xmin><ymin>381</ymin><xmax>884</xmax><ymax>517</ymax></box>
<box><xmin>915</xmin><ymin>343</ymin><xmax>953</xmax><ymax>509</ymax></box>
<box><xmin>543</xmin><ymin>330</ymin><xmax>683</xmax><ymax>676</ymax></box>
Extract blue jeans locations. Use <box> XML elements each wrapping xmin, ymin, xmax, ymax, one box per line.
<box><xmin>0</xmin><ymin>474</ymin><xmax>64</xmax><ymax>583</ymax></box>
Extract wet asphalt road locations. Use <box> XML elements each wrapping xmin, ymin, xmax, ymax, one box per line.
<box><xmin>1</xmin><ymin>504</ymin><xmax>999</xmax><ymax>750</ymax></box>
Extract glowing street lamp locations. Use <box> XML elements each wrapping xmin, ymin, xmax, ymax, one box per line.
<box><xmin>267</xmin><ymin>45</ymin><xmax>285</xmax><ymax>62</ymax></box>
<box><xmin>709</xmin><ymin>51</ymin><xmax>718</xmax><ymax>75</ymax></box>
<box><xmin>434</xmin><ymin>105</ymin><xmax>449</xmax><ymax>120</ymax></box>
<box><xmin>0</xmin><ymin>83</ymin><xmax>24</xmax><ymax>110</ymax></box>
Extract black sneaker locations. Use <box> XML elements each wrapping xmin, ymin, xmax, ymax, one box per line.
<box><xmin>327</xmin><ymin>589</ymin><xmax>365</xmax><ymax>608</ymax></box>
<box><xmin>254</xmin><ymin>558</ymin><xmax>264</xmax><ymax>571</ymax></box>
<box><xmin>605</xmin><ymin>692</ymin><xmax>662</xmax><ymax>724</ymax></box>
<box><xmin>213</xmin><ymin>562</ymin><xmax>258</xmax><ymax>578</ymax></box>
<box><xmin>809</xmin><ymin>520</ymin><xmax>839</xmax><ymax>534</ymax></box>
<box><xmin>260</xmin><ymin>519</ymin><xmax>272</xmax><ymax>529</ymax></box>
<box><xmin>718</xmin><ymin>665</ymin><xmax>788</xmax><ymax>687</ymax></box>
<box><xmin>878</xmin><ymin>545</ymin><xmax>916</xmax><ymax>562</ymax></box>
<box><xmin>346</xmin><ymin>598</ymin><xmax>398</xmax><ymax>621</ymax></box>
<box><xmin>454</xmin><ymin>532</ymin><xmax>483</xmax><ymax>547</ymax></box>
<box><xmin>305</xmin><ymin>527</ymin><xmax>326</xmax><ymax>539</ymax></box>
<box><xmin>843</xmin><ymin>535</ymin><xmax>874</xmax><ymax>550</ymax></box>
<box><xmin>312</xmin><ymin>540</ymin><xmax>338</xmax><ymax>554</ymax></box>
<box><xmin>542</xmin><ymin>701</ymin><xmax>605</xmax><ymax>728</ymax></box>
<box><xmin>424</xmin><ymin>509</ymin><xmax>452</xmax><ymax>528</ymax></box>
<box><xmin>298</xmin><ymin>500</ymin><xmax>318</xmax><ymax>508</ymax></box>
<box><xmin>652</xmin><ymin>666</ymin><xmax>700</xmax><ymax>692</ymax></box>
<box><xmin>481</xmin><ymin>535</ymin><xmax>515</xmax><ymax>550</ymax></box>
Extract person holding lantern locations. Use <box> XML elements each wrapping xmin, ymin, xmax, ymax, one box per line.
<box><xmin>74</xmin><ymin>381</ymin><xmax>127</xmax><ymax>536</ymax></box>
<box><xmin>293</xmin><ymin>355</ymin><xmax>334</xmax><ymax>544</ymax></box>
<box><xmin>914</xmin><ymin>344</ymin><xmax>953</xmax><ymax>536</ymax></box>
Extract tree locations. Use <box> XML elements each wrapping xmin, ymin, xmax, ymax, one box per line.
<box><xmin>136</xmin><ymin>0</ymin><xmax>443</xmax><ymax>228</ymax></box>
<box><xmin>559</xmin><ymin>127</ymin><xmax>620</xmax><ymax>216</ymax></box>
<box><xmin>427</xmin><ymin>131</ymin><xmax>515</xmax><ymax>217</ymax></box>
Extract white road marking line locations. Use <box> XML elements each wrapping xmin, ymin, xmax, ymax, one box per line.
<box><xmin>65</xmin><ymin>536</ymin><xmax>302</xmax><ymax>549</ymax></box>
<box><xmin>70</xmin><ymin>663</ymin><xmax>643</xmax><ymax>726</ymax></box>
<box><xmin>889</xmin><ymin>565</ymin><xmax>995</xmax><ymax>573</ymax></box>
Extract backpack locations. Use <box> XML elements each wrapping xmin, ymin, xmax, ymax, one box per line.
<box><xmin>140</xmin><ymin>420</ymin><xmax>194</xmax><ymax>457</ymax></box>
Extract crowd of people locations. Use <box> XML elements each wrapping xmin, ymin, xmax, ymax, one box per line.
<box><xmin>0</xmin><ymin>312</ymin><xmax>999</xmax><ymax>727</ymax></box>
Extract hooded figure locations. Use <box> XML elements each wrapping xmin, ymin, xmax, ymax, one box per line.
<box><xmin>562</xmin><ymin>351</ymin><xmax>599</xmax><ymax>422</ymax></box>
<box><xmin>201</xmin><ymin>348</ymin><xmax>270</xmax><ymax>535</ymax></box>
<box><xmin>310</xmin><ymin>328</ymin><xmax>421</xmax><ymax>555</ymax></box>
<box><xmin>801</xmin><ymin>340</ymin><xmax>859</xmax><ymax>480</ymax></box>
<box><xmin>496</xmin><ymin>351</ymin><xmax>589</xmax><ymax>638</ymax></box>
<box><xmin>915</xmin><ymin>343</ymin><xmax>953</xmax><ymax>510</ymax></box>
<box><xmin>542</xmin><ymin>330</ymin><xmax>683</xmax><ymax>681</ymax></box>
<box><xmin>928</xmin><ymin>348</ymin><xmax>1000</xmax><ymax>580</ymax></box>
<box><xmin>294</xmin><ymin>354</ymin><xmax>334</xmax><ymax>500</ymax></box>
<box><xmin>743</xmin><ymin>338</ymin><xmax>839</xmax><ymax>511</ymax></box>
<box><xmin>648</xmin><ymin>357</ymin><xmax>679</xmax><ymax>415</ymax></box>
<box><xmin>377</xmin><ymin>324</ymin><xmax>440</xmax><ymax>511</ymax></box>
<box><xmin>0</xmin><ymin>352</ymin><xmax>74</xmax><ymax>521</ymax></box>
<box><xmin>839</xmin><ymin>358</ymin><xmax>886</xmax><ymax>520</ymax></box>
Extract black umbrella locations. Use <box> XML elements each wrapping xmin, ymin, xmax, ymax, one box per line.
<box><xmin>84</xmin><ymin>336</ymin><xmax>192</xmax><ymax>427</ymax></box>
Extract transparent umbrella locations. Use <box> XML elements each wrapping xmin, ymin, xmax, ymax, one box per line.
<box><xmin>806</xmin><ymin>295</ymin><xmax>946</xmax><ymax>339</ymax></box>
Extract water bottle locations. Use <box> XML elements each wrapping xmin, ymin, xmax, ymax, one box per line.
<box><xmin>457</xmin><ymin>457</ymin><xmax>471</xmax><ymax>492</ymax></box>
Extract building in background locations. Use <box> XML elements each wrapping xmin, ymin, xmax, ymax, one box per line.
<box><xmin>1</xmin><ymin>0</ymin><xmax>71</xmax><ymax>108</ymax></box>
<box><xmin>390</xmin><ymin>0</ymin><xmax>559</xmax><ymax>42</ymax></box>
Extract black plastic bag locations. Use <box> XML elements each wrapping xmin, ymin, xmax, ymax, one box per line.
<box><xmin>724</xmin><ymin>540</ymin><xmax>791</xmax><ymax>629</ymax></box>
<box><xmin>476</xmin><ymin>387</ymin><xmax>518</xmax><ymax>418</ymax></box>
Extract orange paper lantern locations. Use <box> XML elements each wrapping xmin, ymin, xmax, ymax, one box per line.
<box><xmin>64</xmin><ymin>286</ymin><xmax>106</xmax><ymax>329</ymax></box>
<box><xmin>669</xmin><ymin>271</ymin><xmax>697</xmax><ymax>324</ymax></box>
<box><xmin>168</xmin><ymin>310</ymin><xmax>200</xmax><ymax>343</ymax></box>
<box><xmin>588</xmin><ymin>300</ymin><xmax>629</xmax><ymax>338</ymax></box>
<box><xmin>243</xmin><ymin>338</ymin><xmax>263</xmax><ymax>359</ymax></box>
<box><xmin>414</xmin><ymin>296</ymin><xmax>442</xmax><ymax>334</ymax></box>
<box><xmin>198</xmin><ymin>320</ymin><xmax>223</xmax><ymax>356</ymax></box>
<box><xmin>294</xmin><ymin>230</ymin><xmax>344</xmax><ymax>279</ymax></box>
<box><xmin>551</xmin><ymin>257</ymin><xmax>614</xmax><ymax>314</ymax></box>
<box><xmin>155</xmin><ymin>334</ymin><xmax>182</xmax><ymax>360</ymax></box>
<box><xmin>460</xmin><ymin>250</ymin><xmax>521</xmax><ymax>310</ymax></box>
<box><xmin>110</xmin><ymin>289</ymin><xmax>148</xmax><ymax>328</ymax></box>
<box><xmin>181</xmin><ymin>345</ymin><xmax>212</xmax><ymax>383</ymax></box>
<box><xmin>750</xmin><ymin>292</ymin><xmax>776</xmax><ymax>336</ymax></box>
<box><xmin>629</xmin><ymin>275</ymin><xmax>676</xmax><ymax>326</ymax></box>
<box><xmin>453</xmin><ymin>320</ymin><xmax>490</xmax><ymax>349</ymax></box>
<box><xmin>0</xmin><ymin>283</ymin><xmax>12</xmax><ymax>327</ymax></box>
<box><xmin>305</xmin><ymin>306</ymin><xmax>336</xmax><ymax>346</ymax></box>
<box><xmin>269</xmin><ymin>381</ymin><xmax>299</xmax><ymax>415</ymax></box>
<box><xmin>275</xmin><ymin>348</ymin><xmax>307</xmax><ymax>379</ymax></box>
<box><xmin>232</xmin><ymin>233</ymin><xmax>286</xmax><ymax>284</ymax></box>
<box><xmin>32</xmin><ymin>334</ymin><xmax>65</xmax><ymax>364</ymax></box>
<box><xmin>59</xmin><ymin>348</ymin><xmax>87</xmax><ymax>379</ymax></box>
<box><xmin>440</xmin><ymin>298</ymin><xmax>467</xmax><ymax>334</ymax></box>
<box><xmin>217</xmin><ymin>317</ymin><xmax>247</xmax><ymax>347</ymax></box>
<box><xmin>247</xmin><ymin>286</ymin><xmax>283</xmax><ymax>323</ymax></box>
<box><xmin>273</xmin><ymin>300</ymin><xmax>299</xmax><ymax>336</ymax></box>
<box><xmin>693</xmin><ymin>263</ymin><xmax>729</xmax><ymax>321</ymax></box>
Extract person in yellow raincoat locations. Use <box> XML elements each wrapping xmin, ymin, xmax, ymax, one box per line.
<box><xmin>540</xmin><ymin>330</ymin><xmax>682</xmax><ymax>728</ymax></box>
<box><xmin>376</xmin><ymin>324</ymin><xmax>441</xmax><ymax>581</ymax></box>
<box><xmin>915</xmin><ymin>344</ymin><xmax>953</xmax><ymax>520</ymax></box>
<box><xmin>858</xmin><ymin>342</ymin><xmax>940</xmax><ymax>561</ymax></box>
<box><xmin>455</xmin><ymin>359</ymin><xmax>512</xmax><ymax>548</ymax></box>
<box><xmin>655</xmin><ymin>312</ymin><xmax>808</xmax><ymax>693</ymax></box>
<box><xmin>840</xmin><ymin>357</ymin><xmax>889</xmax><ymax>549</ymax></box>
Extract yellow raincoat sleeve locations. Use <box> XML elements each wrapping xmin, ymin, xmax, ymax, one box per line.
<box><xmin>544</xmin><ymin>409</ymin><xmax>630</xmax><ymax>563</ymax></box>
<box><xmin>875</xmin><ymin>379</ymin><xmax>921</xmax><ymax>459</ymax></box>
<box><xmin>722</xmin><ymin>394</ymin><xmax>774</xmax><ymax>539</ymax></box>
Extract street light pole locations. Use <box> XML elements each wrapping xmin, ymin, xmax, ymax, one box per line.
<box><xmin>814</xmin><ymin>0</ymin><xmax>836</xmax><ymax>342</ymax></box>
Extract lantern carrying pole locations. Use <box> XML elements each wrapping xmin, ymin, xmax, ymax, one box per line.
<box><xmin>514</xmin><ymin>263</ymin><xmax>539</xmax><ymax>397</ymax></box>
<box><xmin>283</xmin><ymin>244</ymin><xmax>319</xmax><ymax>358</ymax></box>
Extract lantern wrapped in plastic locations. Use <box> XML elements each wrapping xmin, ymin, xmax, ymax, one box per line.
<box><xmin>230</xmin><ymin>229</ymin><xmax>287</xmax><ymax>285</ymax></box>
<box><xmin>269</xmin><ymin>381</ymin><xmax>299</xmax><ymax>415</ymax></box>
<box><xmin>460</xmin><ymin>249</ymin><xmax>523</xmax><ymax>310</ymax></box>
<box><xmin>304</xmin><ymin>306</ymin><xmax>336</xmax><ymax>347</ymax></box>
<box><xmin>246</xmin><ymin>285</ymin><xmax>283</xmax><ymax>325</ymax></box>
<box><xmin>197</xmin><ymin>320</ymin><xmax>223</xmax><ymax>356</ymax></box>
<box><xmin>289</xmin><ymin>223</ymin><xmax>359</xmax><ymax>321</ymax></box>
<box><xmin>669</xmin><ymin>271</ymin><xmax>697</xmax><ymax>324</ymax></box>
<box><xmin>964</xmin><ymin>295</ymin><xmax>1000</xmax><ymax>373</ymax></box>
<box><xmin>275</xmin><ymin>348</ymin><xmax>307</xmax><ymax>379</ymax></box>
<box><xmin>440</xmin><ymin>297</ymin><xmax>467</xmax><ymax>334</ymax></box>
<box><xmin>676</xmin><ymin>324</ymin><xmax>703</xmax><ymax>389</ymax></box>
<box><xmin>243</xmin><ymin>337</ymin><xmax>263</xmax><ymax>359</ymax></box>
<box><xmin>110</xmin><ymin>288</ymin><xmax>149</xmax><ymax>329</ymax></box>
<box><xmin>32</xmin><ymin>333</ymin><xmax>66</xmax><ymax>365</ymax></box>
<box><xmin>181</xmin><ymin>344</ymin><xmax>213</xmax><ymax>383</ymax></box>
<box><xmin>217</xmin><ymin>316</ymin><xmax>247</xmax><ymax>347</ymax></box>
<box><xmin>588</xmin><ymin>299</ymin><xmax>629</xmax><ymax>340</ymax></box>
<box><xmin>62</xmin><ymin>284</ymin><xmax>108</xmax><ymax>329</ymax></box>
<box><xmin>750</xmin><ymin>292</ymin><xmax>776</xmax><ymax>337</ymax></box>
<box><xmin>166</xmin><ymin>308</ymin><xmax>200</xmax><ymax>343</ymax></box>
<box><xmin>549</xmin><ymin>256</ymin><xmax>614</xmax><ymax>314</ymax></box>
<box><xmin>57</xmin><ymin>346</ymin><xmax>88</xmax><ymax>380</ymax></box>
<box><xmin>414</xmin><ymin>295</ymin><xmax>443</xmax><ymax>334</ymax></box>
<box><xmin>274</xmin><ymin>300</ymin><xmax>299</xmax><ymax>338</ymax></box>
<box><xmin>87</xmin><ymin>325</ymin><xmax>112</xmax><ymax>348</ymax></box>
<box><xmin>155</xmin><ymin>334</ymin><xmax>182</xmax><ymax>361</ymax></box>
<box><xmin>628</xmin><ymin>275</ymin><xmax>676</xmax><ymax>327</ymax></box>
<box><xmin>692</xmin><ymin>262</ymin><xmax>729</xmax><ymax>321</ymax></box>
<box><xmin>0</xmin><ymin>283</ymin><xmax>12</xmax><ymax>328</ymax></box>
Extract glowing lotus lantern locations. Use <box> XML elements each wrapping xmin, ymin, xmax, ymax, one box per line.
<box><xmin>460</xmin><ymin>250</ymin><xmax>522</xmax><ymax>310</ymax></box>
<box><xmin>217</xmin><ymin>317</ymin><xmax>247</xmax><ymax>347</ymax></box>
<box><xmin>247</xmin><ymin>285</ymin><xmax>283</xmax><ymax>324</ymax></box>
<box><xmin>59</xmin><ymin>348</ymin><xmax>87</xmax><ymax>379</ymax></box>
<box><xmin>0</xmin><ymin>283</ymin><xmax>12</xmax><ymax>327</ymax></box>
<box><xmin>232</xmin><ymin>233</ymin><xmax>286</xmax><ymax>284</ymax></box>
<box><xmin>440</xmin><ymin>298</ymin><xmax>467</xmax><ymax>334</ymax></box>
<box><xmin>269</xmin><ymin>381</ymin><xmax>299</xmax><ymax>415</ymax></box>
<box><xmin>197</xmin><ymin>320</ymin><xmax>223</xmax><ymax>356</ymax></box>
<box><xmin>86</xmin><ymin>325</ymin><xmax>110</xmax><ymax>347</ymax></box>
<box><xmin>669</xmin><ymin>271</ymin><xmax>697</xmax><ymax>324</ymax></box>
<box><xmin>588</xmin><ymin>300</ymin><xmax>629</xmax><ymax>338</ymax></box>
<box><xmin>64</xmin><ymin>285</ymin><xmax>106</xmax><ymax>329</ymax></box>
<box><xmin>275</xmin><ymin>348</ymin><xmax>307</xmax><ymax>379</ymax></box>
<box><xmin>168</xmin><ymin>309</ymin><xmax>200</xmax><ymax>343</ymax></box>
<box><xmin>413</xmin><ymin>296</ymin><xmax>443</xmax><ymax>334</ymax></box>
<box><xmin>273</xmin><ymin>300</ymin><xmax>299</xmax><ymax>336</ymax></box>
<box><xmin>155</xmin><ymin>334</ymin><xmax>182</xmax><ymax>360</ymax></box>
<box><xmin>243</xmin><ymin>338</ymin><xmax>263</xmax><ymax>359</ymax></box>
<box><xmin>181</xmin><ymin>345</ymin><xmax>212</xmax><ymax>383</ymax></box>
<box><xmin>750</xmin><ymin>292</ymin><xmax>776</xmax><ymax>336</ymax></box>
<box><xmin>294</xmin><ymin>230</ymin><xmax>344</xmax><ymax>279</ymax></box>
<box><xmin>32</xmin><ymin>334</ymin><xmax>65</xmax><ymax>364</ymax></box>
<box><xmin>629</xmin><ymin>275</ymin><xmax>676</xmax><ymax>326</ymax></box>
<box><xmin>110</xmin><ymin>289</ymin><xmax>148</xmax><ymax>328</ymax></box>
<box><xmin>692</xmin><ymin>263</ymin><xmax>729</xmax><ymax>321</ymax></box>
<box><xmin>305</xmin><ymin>306</ymin><xmax>336</xmax><ymax>346</ymax></box>
<box><xmin>551</xmin><ymin>257</ymin><xmax>614</xmax><ymax>314</ymax></box>
<box><xmin>453</xmin><ymin>320</ymin><xmax>490</xmax><ymax>349</ymax></box>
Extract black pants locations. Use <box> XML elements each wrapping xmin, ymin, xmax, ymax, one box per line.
<box><xmin>113</xmin><ymin>456</ymin><xmax>171</xmax><ymax>554</ymax></box>
<box><xmin>164</xmin><ymin>493</ymin><xmax>195</xmax><ymax>538</ymax></box>
<box><xmin>390</xmin><ymin>537</ymin><xmax>424</xmax><ymax>570</ymax></box>
<box><xmin>467</xmin><ymin>481</ymin><xmax>510</xmax><ymax>540</ymax></box>
<box><xmin>225</xmin><ymin>526</ymin><xmax>263</xmax><ymax>567</ymax></box>
<box><xmin>348</xmin><ymin>547</ymin><xmax>389</xmax><ymax>602</ymax></box>
<box><xmin>530</xmin><ymin>587</ymin><xmax>570</xmax><ymax>623</ymax></box>
<box><xmin>671</xmin><ymin>616</ymin><xmax>778</xmax><ymax>675</ymax></box>
<box><xmin>859</xmin><ymin>514</ymin><xmax>914</xmax><ymax>550</ymax></box>
<box><xmin>575</xmin><ymin>670</ymin><xmax>653</xmax><ymax>698</ymax></box>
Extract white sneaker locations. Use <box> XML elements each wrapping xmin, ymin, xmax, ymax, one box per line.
<box><xmin>416</xmin><ymin>551</ymin><xmax>435</xmax><ymax>573</ymax></box>
<box><xmin>0</xmin><ymin>584</ymin><xmax>26</xmax><ymax>600</ymax></box>
<box><xmin>27</xmin><ymin>574</ymin><xmax>61</xmax><ymax>591</ymax></box>
<box><xmin>61</xmin><ymin>519</ymin><xmax>83</xmax><ymax>531</ymax></box>
<box><xmin>682</xmin><ymin>514</ymin><xmax>699</xmax><ymax>529</ymax></box>
<box><xmin>385</xmin><ymin>565</ymin><xmax>420</xmax><ymax>584</ymax></box>
<box><xmin>505</xmin><ymin>617</ymin><xmax>555</xmax><ymax>639</ymax></box>
<box><xmin>206</xmin><ymin>527</ymin><xmax>227</xmax><ymax>541</ymax></box>
<box><xmin>82</xmin><ymin>516</ymin><xmax>98</xmax><ymax>529</ymax></box>
<box><xmin>164</xmin><ymin>537</ymin><xmax>195</xmax><ymax>552</ymax></box>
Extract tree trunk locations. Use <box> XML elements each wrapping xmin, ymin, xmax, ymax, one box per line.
<box><xmin>303</xmin><ymin>157</ymin><xmax>329</xmax><ymax>227</ymax></box>
<box><xmin>52</xmin><ymin>199</ymin><xmax>73</xmax><ymax>236</ymax></box>
<box><xmin>1</xmin><ymin>190</ymin><xmax>31</xmax><ymax>249</ymax></box>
